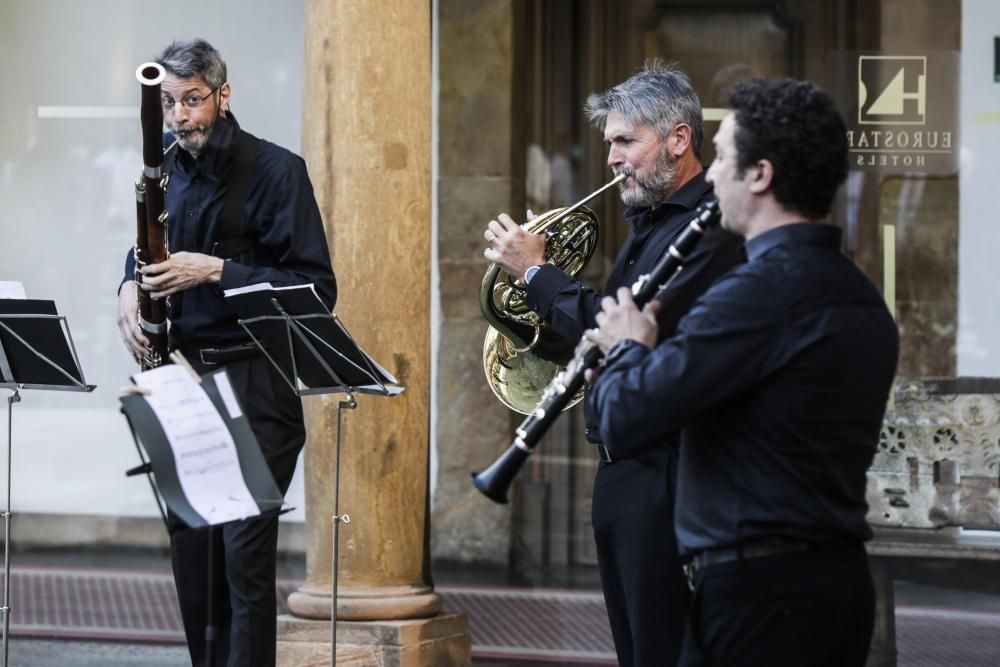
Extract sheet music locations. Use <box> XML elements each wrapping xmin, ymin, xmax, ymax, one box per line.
<box><xmin>0</xmin><ymin>281</ymin><xmax>26</xmax><ymax>299</ymax></box>
<box><xmin>224</xmin><ymin>281</ymin><xmax>321</xmax><ymax>304</ymax></box>
<box><xmin>133</xmin><ymin>365</ymin><xmax>258</xmax><ymax>524</ymax></box>
<box><xmin>223</xmin><ymin>282</ymin><xmax>274</xmax><ymax>297</ymax></box>
<box><xmin>213</xmin><ymin>369</ymin><xmax>244</xmax><ymax>418</ymax></box>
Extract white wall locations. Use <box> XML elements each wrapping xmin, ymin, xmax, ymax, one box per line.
<box><xmin>0</xmin><ymin>0</ymin><xmax>309</xmax><ymax>520</ymax></box>
<box><xmin>958</xmin><ymin>0</ymin><xmax>1000</xmax><ymax>375</ymax></box>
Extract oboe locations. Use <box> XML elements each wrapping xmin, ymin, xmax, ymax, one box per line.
<box><xmin>472</xmin><ymin>198</ymin><xmax>721</xmax><ymax>503</ymax></box>
<box><xmin>134</xmin><ymin>63</ymin><xmax>171</xmax><ymax>370</ymax></box>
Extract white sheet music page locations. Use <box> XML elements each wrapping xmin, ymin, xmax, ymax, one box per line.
<box><xmin>133</xmin><ymin>364</ymin><xmax>258</xmax><ymax>524</ymax></box>
<box><xmin>0</xmin><ymin>281</ymin><xmax>26</xmax><ymax>299</ymax></box>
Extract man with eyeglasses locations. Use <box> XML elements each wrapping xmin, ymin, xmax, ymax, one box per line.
<box><xmin>116</xmin><ymin>38</ymin><xmax>335</xmax><ymax>667</ymax></box>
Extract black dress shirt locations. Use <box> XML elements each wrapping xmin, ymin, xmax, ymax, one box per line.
<box><xmin>589</xmin><ymin>223</ymin><xmax>899</xmax><ymax>554</ymax></box>
<box><xmin>525</xmin><ymin>171</ymin><xmax>743</xmax><ymax>446</ymax></box>
<box><xmin>123</xmin><ymin>114</ymin><xmax>336</xmax><ymax>346</ymax></box>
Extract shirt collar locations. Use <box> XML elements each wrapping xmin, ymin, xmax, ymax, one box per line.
<box><xmin>173</xmin><ymin>112</ymin><xmax>240</xmax><ymax>179</ymax></box>
<box><xmin>744</xmin><ymin>222</ymin><xmax>843</xmax><ymax>262</ymax></box>
<box><xmin>624</xmin><ymin>170</ymin><xmax>711</xmax><ymax>230</ymax></box>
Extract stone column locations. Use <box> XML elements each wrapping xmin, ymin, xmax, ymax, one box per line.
<box><xmin>279</xmin><ymin>1</ymin><xmax>469</xmax><ymax>664</ymax></box>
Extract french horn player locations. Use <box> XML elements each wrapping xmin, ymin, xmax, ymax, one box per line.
<box><xmin>480</xmin><ymin>60</ymin><xmax>742</xmax><ymax>667</ymax></box>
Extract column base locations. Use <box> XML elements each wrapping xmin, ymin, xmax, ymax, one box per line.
<box><xmin>276</xmin><ymin>613</ymin><xmax>471</xmax><ymax>667</ymax></box>
<box><xmin>287</xmin><ymin>583</ymin><xmax>442</xmax><ymax>620</ymax></box>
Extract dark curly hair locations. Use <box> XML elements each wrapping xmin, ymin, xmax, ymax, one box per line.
<box><xmin>728</xmin><ymin>79</ymin><xmax>847</xmax><ymax>219</ymax></box>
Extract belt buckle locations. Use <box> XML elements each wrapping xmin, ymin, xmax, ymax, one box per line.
<box><xmin>597</xmin><ymin>445</ymin><xmax>613</xmax><ymax>463</ymax></box>
<box><xmin>199</xmin><ymin>348</ymin><xmax>218</xmax><ymax>366</ymax></box>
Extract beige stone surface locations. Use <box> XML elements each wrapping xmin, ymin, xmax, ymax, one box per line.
<box><xmin>438</xmin><ymin>176</ymin><xmax>525</xmax><ymax>261</ymax></box>
<box><xmin>277</xmin><ymin>614</ymin><xmax>471</xmax><ymax>667</ymax></box>
<box><xmin>432</xmin><ymin>322</ymin><xmax>514</xmax><ymax>563</ymax></box>
<box><xmin>438</xmin><ymin>259</ymin><xmax>499</xmax><ymax>322</ymax></box>
<box><xmin>433</xmin><ymin>0</ymin><xmax>522</xmax><ymax>564</ymax></box>
<box><xmin>438</xmin><ymin>0</ymin><xmax>516</xmax><ymax>177</ymax></box>
<box><xmin>290</xmin><ymin>0</ymin><xmax>450</xmax><ymax>632</ymax></box>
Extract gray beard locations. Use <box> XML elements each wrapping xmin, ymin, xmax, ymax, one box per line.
<box><xmin>618</xmin><ymin>148</ymin><xmax>678</xmax><ymax>208</ymax></box>
<box><xmin>171</xmin><ymin>123</ymin><xmax>214</xmax><ymax>157</ymax></box>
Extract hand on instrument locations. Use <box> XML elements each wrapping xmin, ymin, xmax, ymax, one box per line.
<box><xmin>583</xmin><ymin>287</ymin><xmax>660</xmax><ymax>382</ymax></box>
<box><xmin>117</xmin><ymin>281</ymin><xmax>148</xmax><ymax>362</ymax></box>
<box><xmin>140</xmin><ymin>251</ymin><xmax>225</xmax><ymax>299</ymax></box>
<box><xmin>483</xmin><ymin>211</ymin><xmax>545</xmax><ymax>279</ymax></box>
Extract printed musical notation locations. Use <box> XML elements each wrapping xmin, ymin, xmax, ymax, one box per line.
<box><xmin>133</xmin><ymin>365</ymin><xmax>259</xmax><ymax>524</ymax></box>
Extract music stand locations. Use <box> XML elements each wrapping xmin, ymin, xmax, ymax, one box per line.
<box><xmin>224</xmin><ymin>284</ymin><xmax>402</xmax><ymax>665</ymax></box>
<box><xmin>120</xmin><ymin>359</ymin><xmax>286</xmax><ymax>667</ymax></box>
<box><xmin>0</xmin><ymin>299</ymin><xmax>95</xmax><ymax>667</ymax></box>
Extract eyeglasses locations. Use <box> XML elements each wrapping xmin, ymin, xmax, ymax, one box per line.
<box><xmin>161</xmin><ymin>86</ymin><xmax>221</xmax><ymax>111</ymax></box>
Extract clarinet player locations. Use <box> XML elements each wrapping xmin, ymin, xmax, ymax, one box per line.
<box><xmin>586</xmin><ymin>78</ymin><xmax>899</xmax><ymax>666</ymax></box>
<box><xmin>116</xmin><ymin>39</ymin><xmax>335</xmax><ymax>667</ymax></box>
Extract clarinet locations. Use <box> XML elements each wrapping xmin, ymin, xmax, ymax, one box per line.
<box><xmin>134</xmin><ymin>63</ymin><xmax>172</xmax><ymax>370</ymax></box>
<box><xmin>472</xmin><ymin>198</ymin><xmax>721</xmax><ymax>503</ymax></box>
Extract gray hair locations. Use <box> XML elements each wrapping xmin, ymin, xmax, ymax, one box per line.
<box><xmin>156</xmin><ymin>39</ymin><xmax>227</xmax><ymax>89</ymax></box>
<box><xmin>585</xmin><ymin>59</ymin><xmax>704</xmax><ymax>157</ymax></box>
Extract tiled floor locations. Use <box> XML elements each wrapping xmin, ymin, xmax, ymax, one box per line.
<box><xmin>3</xmin><ymin>549</ymin><xmax>1000</xmax><ymax>666</ymax></box>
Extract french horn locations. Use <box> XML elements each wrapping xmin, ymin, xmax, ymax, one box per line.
<box><xmin>480</xmin><ymin>173</ymin><xmax>625</xmax><ymax>414</ymax></box>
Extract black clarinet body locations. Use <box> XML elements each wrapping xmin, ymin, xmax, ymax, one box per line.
<box><xmin>134</xmin><ymin>62</ymin><xmax>170</xmax><ymax>370</ymax></box>
<box><xmin>472</xmin><ymin>198</ymin><xmax>721</xmax><ymax>503</ymax></box>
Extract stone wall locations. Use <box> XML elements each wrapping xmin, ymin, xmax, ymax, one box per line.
<box><xmin>432</xmin><ymin>0</ymin><xmax>523</xmax><ymax>564</ymax></box>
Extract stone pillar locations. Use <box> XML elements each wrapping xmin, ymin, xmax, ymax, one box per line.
<box><xmin>280</xmin><ymin>1</ymin><xmax>470</xmax><ymax>664</ymax></box>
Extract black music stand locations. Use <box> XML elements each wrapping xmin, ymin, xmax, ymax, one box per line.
<box><xmin>0</xmin><ymin>299</ymin><xmax>95</xmax><ymax>667</ymax></box>
<box><xmin>120</xmin><ymin>360</ymin><xmax>286</xmax><ymax>667</ymax></box>
<box><xmin>224</xmin><ymin>284</ymin><xmax>402</xmax><ymax>664</ymax></box>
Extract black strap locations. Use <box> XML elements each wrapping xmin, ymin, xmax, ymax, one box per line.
<box><xmin>212</xmin><ymin>130</ymin><xmax>260</xmax><ymax>259</ymax></box>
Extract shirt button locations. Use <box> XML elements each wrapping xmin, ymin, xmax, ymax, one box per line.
<box><xmin>187</xmin><ymin>211</ymin><xmax>194</xmax><ymax>217</ymax></box>
<box><xmin>585</xmin><ymin>428</ymin><xmax>591</xmax><ymax>436</ymax></box>
<box><xmin>628</xmin><ymin>259</ymin><xmax>636</xmax><ymax>266</ymax></box>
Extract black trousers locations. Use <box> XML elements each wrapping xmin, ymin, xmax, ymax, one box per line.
<box><xmin>678</xmin><ymin>543</ymin><xmax>874</xmax><ymax>667</ymax></box>
<box><xmin>592</xmin><ymin>446</ymin><xmax>689</xmax><ymax>667</ymax></box>
<box><xmin>169</xmin><ymin>353</ymin><xmax>305</xmax><ymax>667</ymax></box>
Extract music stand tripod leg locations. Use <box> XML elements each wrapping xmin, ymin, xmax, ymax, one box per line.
<box><xmin>205</xmin><ymin>524</ymin><xmax>218</xmax><ymax>667</ymax></box>
<box><xmin>2</xmin><ymin>388</ymin><xmax>20</xmax><ymax>667</ymax></box>
<box><xmin>331</xmin><ymin>393</ymin><xmax>357</xmax><ymax>666</ymax></box>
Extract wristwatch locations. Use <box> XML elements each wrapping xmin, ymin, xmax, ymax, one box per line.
<box><xmin>524</xmin><ymin>265</ymin><xmax>542</xmax><ymax>284</ymax></box>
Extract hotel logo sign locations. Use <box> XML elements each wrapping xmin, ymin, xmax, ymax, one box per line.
<box><xmin>858</xmin><ymin>56</ymin><xmax>926</xmax><ymax>125</ymax></box>
<box><xmin>834</xmin><ymin>51</ymin><xmax>958</xmax><ymax>175</ymax></box>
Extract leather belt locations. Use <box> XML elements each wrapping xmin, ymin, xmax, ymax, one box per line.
<box><xmin>185</xmin><ymin>342</ymin><xmax>260</xmax><ymax>366</ymax></box>
<box><xmin>594</xmin><ymin>442</ymin><xmax>672</xmax><ymax>464</ymax></box>
<box><xmin>682</xmin><ymin>538</ymin><xmax>816</xmax><ymax>590</ymax></box>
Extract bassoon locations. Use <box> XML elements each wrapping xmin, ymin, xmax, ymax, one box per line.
<box><xmin>472</xmin><ymin>198</ymin><xmax>721</xmax><ymax>503</ymax></box>
<box><xmin>134</xmin><ymin>63</ymin><xmax>171</xmax><ymax>369</ymax></box>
